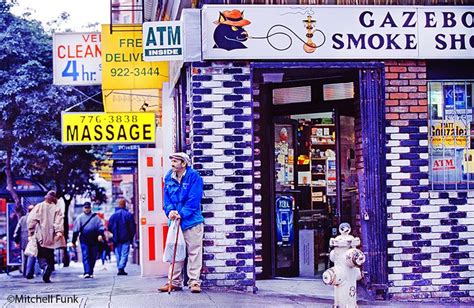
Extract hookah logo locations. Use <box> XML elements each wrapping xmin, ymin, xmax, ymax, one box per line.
<box><xmin>250</xmin><ymin>15</ymin><xmax>326</xmax><ymax>53</ymax></box>
<box><xmin>212</xmin><ymin>10</ymin><xmax>326</xmax><ymax>53</ymax></box>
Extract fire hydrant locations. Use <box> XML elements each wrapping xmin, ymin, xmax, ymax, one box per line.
<box><xmin>322</xmin><ymin>223</ymin><xmax>365</xmax><ymax>308</ymax></box>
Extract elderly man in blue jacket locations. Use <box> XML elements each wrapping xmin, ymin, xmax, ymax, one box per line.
<box><xmin>159</xmin><ymin>152</ymin><xmax>204</xmax><ymax>294</ymax></box>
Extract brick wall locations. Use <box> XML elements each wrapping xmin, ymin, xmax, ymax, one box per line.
<box><xmin>189</xmin><ymin>62</ymin><xmax>255</xmax><ymax>291</ymax></box>
<box><xmin>384</xmin><ymin>60</ymin><xmax>474</xmax><ymax>302</ymax></box>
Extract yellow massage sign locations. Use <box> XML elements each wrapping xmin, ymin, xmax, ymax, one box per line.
<box><xmin>61</xmin><ymin>112</ymin><xmax>156</xmax><ymax>145</ymax></box>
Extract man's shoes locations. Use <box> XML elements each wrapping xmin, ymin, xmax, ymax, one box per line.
<box><xmin>117</xmin><ymin>269</ymin><xmax>128</xmax><ymax>276</ymax></box>
<box><xmin>190</xmin><ymin>283</ymin><xmax>201</xmax><ymax>293</ymax></box>
<box><xmin>158</xmin><ymin>283</ymin><xmax>182</xmax><ymax>292</ymax></box>
<box><xmin>42</xmin><ymin>276</ymin><xmax>52</xmax><ymax>283</ymax></box>
<box><xmin>25</xmin><ymin>275</ymin><xmax>34</xmax><ymax>280</ymax></box>
<box><xmin>83</xmin><ymin>274</ymin><xmax>91</xmax><ymax>279</ymax></box>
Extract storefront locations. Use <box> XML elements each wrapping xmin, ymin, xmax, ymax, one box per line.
<box><xmin>157</xmin><ymin>4</ymin><xmax>474</xmax><ymax>301</ymax></box>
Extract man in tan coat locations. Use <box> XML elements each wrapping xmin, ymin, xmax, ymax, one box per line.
<box><xmin>27</xmin><ymin>190</ymin><xmax>66</xmax><ymax>283</ymax></box>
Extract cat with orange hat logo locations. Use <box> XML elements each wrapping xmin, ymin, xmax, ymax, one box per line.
<box><xmin>213</xmin><ymin>10</ymin><xmax>251</xmax><ymax>51</ymax></box>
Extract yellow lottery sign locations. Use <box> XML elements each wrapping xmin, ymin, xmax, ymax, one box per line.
<box><xmin>101</xmin><ymin>24</ymin><xmax>168</xmax><ymax>90</ymax></box>
<box><xmin>431</xmin><ymin>120</ymin><xmax>467</xmax><ymax>148</ymax></box>
<box><xmin>61</xmin><ymin>112</ymin><xmax>156</xmax><ymax>144</ymax></box>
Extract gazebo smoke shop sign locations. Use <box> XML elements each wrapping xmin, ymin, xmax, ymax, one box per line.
<box><xmin>202</xmin><ymin>5</ymin><xmax>474</xmax><ymax>60</ymax></box>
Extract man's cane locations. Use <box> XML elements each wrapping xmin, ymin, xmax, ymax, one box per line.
<box><xmin>168</xmin><ymin>218</ymin><xmax>181</xmax><ymax>294</ymax></box>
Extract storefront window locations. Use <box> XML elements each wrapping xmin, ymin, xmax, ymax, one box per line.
<box><xmin>428</xmin><ymin>81</ymin><xmax>474</xmax><ymax>190</ymax></box>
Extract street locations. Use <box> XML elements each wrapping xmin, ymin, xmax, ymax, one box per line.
<box><xmin>0</xmin><ymin>260</ymin><xmax>469</xmax><ymax>308</ymax></box>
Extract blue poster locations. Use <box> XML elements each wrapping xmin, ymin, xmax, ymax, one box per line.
<box><xmin>444</xmin><ymin>84</ymin><xmax>471</xmax><ymax>112</ymax></box>
<box><xmin>275</xmin><ymin>195</ymin><xmax>294</xmax><ymax>247</ymax></box>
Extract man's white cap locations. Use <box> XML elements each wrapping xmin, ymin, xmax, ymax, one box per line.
<box><xmin>169</xmin><ymin>152</ymin><xmax>191</xmax><ymax>166</ymax></box>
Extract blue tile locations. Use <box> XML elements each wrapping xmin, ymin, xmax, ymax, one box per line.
<box><xmin>226</xmin><ymin>190</ymin><xmax>245</xmax><ymax>196</ymax></box>
<box><xmin>225</xmin><ymin>122</ymin><xmax>244</xmax><ymax>128</ymax></box>
<box><xmin>234</xmin><ymin>74</ymin><xmax>250</xmax><ymax>81</ymax></box>
<box><xmin>223</xmin><ymin>68</ymin><xmax>243</xmax><ymax>74</ymax></box>
<box><xmin>223</xmin><ymin>81</ymin><xmax>242</xmax><ymax>88</ymax></box>
<box><xmin>226</xmin><ymin>246</ymin><xmax>245</xmax><ymax>252</ymax></box>
<box><xmin>224</xmin><ymin>163</ymin><xmax>244</xmax><ymax>169</ymax></box>
<box><xmin>224</xmin><ymin>135</ymin><xmax>243</xmax><ymax>141</ymax></box>
<box><xmin>226</xmin><ymin>232</ymin><xmax>245</xmax><ymax>238</ymax></box>
<box><xmin>224</xmin><ymin>176</ymin><xmax>244</xmax><ymax>182</ymax></box>
<box><xmin>224</xmin><ymin>149</ymin><xmax>244</xmax><ymax>155</ymax></box>
<box><xmin>194</xmin><ymin>143</ymin><xmax>212</xmax><ymax>149</ymax></box>
<box><xmin>193</xmin><ymin>102</ymin><xmax>213</xmax><ymax>108</ymax></box>
<box><xmin>224</xmin><ymin>94</ymin><xmax>244</xmax><ymax>101</ymax></box>
<box><xmin>224</xmin><ymin>109</ymin><xmax>243</xmax><ymax>115</ymax></box>
<box><xmin>194</xmin><ymin>115</ymin><xmax>213</xmax><ymax>122</ymax></box>
<box><xmin>192</xmin><ymin>75</ymin><xmax>212</xmax><ymax>81</ymax></box>
<box><xmin>226</xmin><ymin>204</ymin><xmax>244</xmax><ymax>210</ymax></box>
<box><xmin>225</xmin><ymin>218</ymin><xmax>244</xmax><ymax>225</ymax></box>
<box><xmin>193</xmin><ymin>88</ymin><xmax>212</xmax><ymax>94</ymax></box>
<box><xmin>234</xmin><ymin>88</ymin><xmax>251</xmax><ymax>95</ymax></box>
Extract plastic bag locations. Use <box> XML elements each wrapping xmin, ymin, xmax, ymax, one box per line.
<box><xmin>24</xmin><ymin>237</ymin><xmax>38</xmax><ymax>257</ymax></box>
<box><xmin>163</xmin><ymin>219</ymin><xmax>186</xmax><ymax>263</ymax></box>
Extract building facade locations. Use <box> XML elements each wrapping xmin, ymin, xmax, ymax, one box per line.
<box><xmin>143</xmin><ymin>1</ymin><xmax>474</xmax><ymax>302</ymax></box>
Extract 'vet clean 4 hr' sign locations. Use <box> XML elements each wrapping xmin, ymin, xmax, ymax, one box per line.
<box><xmin>61</xmin><ymin>112</ymin><xmax>156</xmax><ymax>145</ymax></box>
<box><xmin>53</xmin><ymin>32</ymin><xmax>102</xmax><ymax>86</ymax></box>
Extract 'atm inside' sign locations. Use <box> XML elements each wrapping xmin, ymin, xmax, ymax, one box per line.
<box><xmin>143</xmin><ymin>21</ymin><xmax>183</xmax><ymax>62</ymax></box>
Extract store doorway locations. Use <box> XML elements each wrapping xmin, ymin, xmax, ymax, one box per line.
<box><xmin>253</xmin><ymin>62</ymin><xmax>387</xmax><ymax>292</ymax></box>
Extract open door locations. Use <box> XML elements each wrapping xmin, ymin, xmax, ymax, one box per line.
<box><xmin>138</xmin><ymin>148</ymin><xmax>168</xmax><ymax>276</ymax></box>
<box><xmin>272</xmin><ymin>119</ymin><xmax>300</xmax><ymax>276</ymax></box>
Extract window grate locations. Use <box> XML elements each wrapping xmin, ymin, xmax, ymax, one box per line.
<box><xmin>428</xmin><ymin>80</ymin><xmax>474</xmax><ymax>191</ymax></box>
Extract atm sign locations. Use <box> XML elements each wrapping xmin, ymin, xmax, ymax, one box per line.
<box><xmin>61</xmin><ymin>112</ymin><xmax>155</xmax><ymax>145</ymax></box>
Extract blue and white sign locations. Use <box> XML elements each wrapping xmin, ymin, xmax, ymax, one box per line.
<box><xmin>143</xmin><ymin>21</ymin><xmax>183</xmax><ymax>62</ymax></box>
<box><xmin>276</xmin><ymin>195</ymin><xmax>294</xmax><ymax>247</ymax></box>
<box><xmin>202</xmin><ymin>5</ymin><xmax>474</xmax><ymax>60</ymax></box>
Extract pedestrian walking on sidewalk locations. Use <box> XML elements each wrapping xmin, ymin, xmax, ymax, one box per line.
<box><xmin>13</xmin><ymin>204</ymin><xmax>35</xmax><ymax>278</ymax></box>
<box><xmin>27</xmin><ymin>191</ymin><xmax>66</xmax><ymax>283</ymax></box>
<box><xmin>158</xmin><ymin>152</ymin><xmax>204</xmax><ymax>294</ymax></box>
<box><xmin>71</xmin><ymin>202</ymin><xmax>104</xmax><ymax>278</ymax></box>
<box><xmin>108</xmin><ymin>199</ymin><xmax>136</xmax><ymax>276</ymax></box>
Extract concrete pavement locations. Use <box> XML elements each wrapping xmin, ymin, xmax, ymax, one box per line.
<box><xmin>0</xmin><ymin>261</ymin><xmax>470</xmax><ymax>307</ymax></box>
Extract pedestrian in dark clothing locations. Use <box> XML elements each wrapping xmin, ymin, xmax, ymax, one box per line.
<box><xmin>27</xmin><ymin>191</ymin><xmax>66</xmax><ymax>283</ymax></box>
<box><xmin>72</xmin><ymin>202</ymin><xmax>104</xmax><ymax>278</ymax></box>
<box><xmin>14</xmin><ymin>205</ymin><xmax>35</xmax><ymax>278</ymax></box>
<box><xmin>108</xmin><ymin>199</ymin><xmax>136</xmax><ymax>276</ymax></box>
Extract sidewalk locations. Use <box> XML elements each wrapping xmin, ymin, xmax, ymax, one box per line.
<box><xmin>0</xmin><ymin>261</ymin><xmax>470</xmax><ymax>307</ymax></box>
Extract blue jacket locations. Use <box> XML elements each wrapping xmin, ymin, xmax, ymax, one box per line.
<box><xmin>164</xmin><ymin>166</ymin><xmax>204</xmax><ymax>231</ymax></box>
<box><xmin>108</xmin><ymin>208</ymin><xmax>136</xmax><ymax>244</ymax></box>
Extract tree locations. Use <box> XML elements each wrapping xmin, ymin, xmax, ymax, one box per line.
<box><xmin>0</xmin><ymin>1</ymin><xmax>107</xmax><ymax>265</ymax></box>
